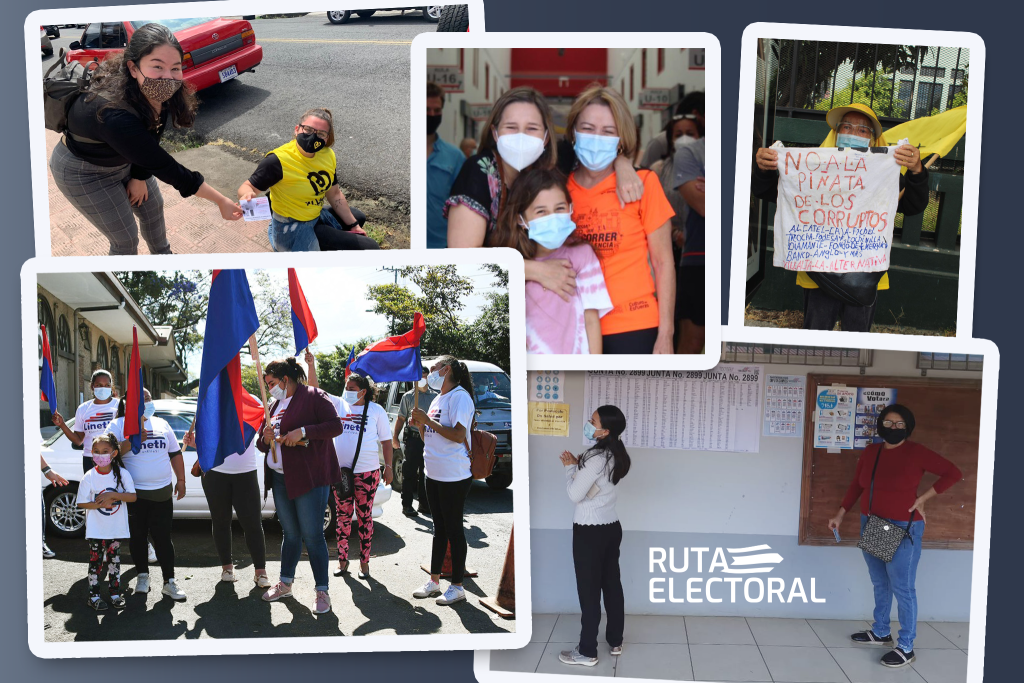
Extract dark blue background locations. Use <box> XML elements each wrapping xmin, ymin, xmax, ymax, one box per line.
<box><xmin>5</xmin><ymin>1</ymin><xmax>1016</xmax><ymax>679</ymax></box>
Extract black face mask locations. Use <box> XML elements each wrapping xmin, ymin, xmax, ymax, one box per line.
<box><xmin>877</xmin><ymin>426</ymin><xmax>907</xmax><ymax>445</ymax></box>
<box><xmin>427</xmin><ymin>114</ymin><xmax>442</xmax><ymax>135</ymax></box>
<box><xmin>296</xmin><ymin>132</ymin><xmax>325</xmax><ymax>154</ymax></box>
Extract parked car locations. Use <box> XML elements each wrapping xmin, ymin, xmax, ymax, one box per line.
<box><xmin>64</xmin><ymin>17</ymin><xmax>263</xmax><ymax>92</ymax></box>
<box><xmin>378</xmin><ymin>359</ymin><xmax>513</xmax><ymax>490</ymax></box>
<box><xmin>40</xmin><ymin>399</ymin><xmax>391</xmax><ymax>539</ymax></box>
<box><xmin>41</xmin><ymin>28</ymin><xmax>53</xmax><ymax>57</ymax></box>
<box><xmin>43</xmin><ymin>25</ymin><xmax>60</xmax><ymax>38</ymax></box>
<box><xmin>327</xmin><ymin>7</ymin><xmax>442</xmax><ymax>24</ymax></box>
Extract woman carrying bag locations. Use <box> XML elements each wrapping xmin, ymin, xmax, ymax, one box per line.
<box><xmin>828</xmin><ymin>404</ymin><xmax>962</xmax><ymax>668</ymax></box>
<box><xmin>558</xmin><ymin>405</ymin><xmax>631</xmax><ymax>668</ymax></box>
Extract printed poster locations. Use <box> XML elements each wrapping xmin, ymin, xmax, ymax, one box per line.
<box><xmin>763</xmin><ymin>374</ymin><xmax>806</xmax><ymax>437</ymax></box>
<box><xmin>528</xmin><ymin>402</ymin><xmax>570</xmax><ymax>437</ymax></box>
<box><xmin>531</xmin><ymin>371</ymin><xmax>563</xmax><ymax>403</ymax></box>
<box><xmin>855</xmin><ymin>387</ymin><xmax>898</xmax><ymax>449</ymax></box>
<box><xmin>814</xmin><ymin>386</ymin><xmax>856</xmax><ymax>449</ymax></box>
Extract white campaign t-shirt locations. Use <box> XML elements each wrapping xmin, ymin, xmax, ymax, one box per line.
<box><xmin>74</xmin><ymin>399</ymin><xmax>118</xmax><ymax>456</ymax></box>
<box><xmin>213</xmin><ymin>433</ymin><xmax>258</xmax><ymax>475</ymax></box>
<box><xmin>422</xmin><ymin>386</ymin><xmax>475</xmax><ymax>482</ymax></box>
<box><xmin>76</xmin><ymin>467</ymin><xmax>135</xmax><ymax>539</ymax></box>
<box><xmin>108</xmin><ymin>415</ymin><xmax>180</xmax><ymax>490</ymax></box>
<box><xmin>329</xmin><ymin>396</ymin><xmax>390</xmax><ymax>473</ymax></box>
<box><xmin>267</xmin><ymin>397</ymin><xmax>292</xmax><ymax>474</ymax></box>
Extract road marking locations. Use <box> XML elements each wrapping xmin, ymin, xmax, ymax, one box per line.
<box><xmin>258</xmin><ymin>38</ymin><xmax>412</xmax><ymax>45</ymax></box>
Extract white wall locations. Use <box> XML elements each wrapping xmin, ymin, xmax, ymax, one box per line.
<box><xmin>427</xmin><ymin>47</ymin><xmax>511</xmax><ymax>147</ymax></box>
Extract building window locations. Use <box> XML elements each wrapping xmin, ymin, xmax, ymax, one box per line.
<box><xmin>947</xmin><ymin>83</ymin><xmax>964</xmax><ymax>108</ymax></box>
<box><xmin>641</xmin><ymin>49</ymin><xmax>647</xmax><ymax>89</ymax></box>
<box><xmin>485</xmin><ymin>63</ymin><xmax>490</xmax><ymax>100</ymax></box>
<box><xmin>657</xmin><ymin>48</ymin><xmax>665</xmax><ymax>74</ymax></box>
<box><xmin>629</xmin><ymin>65</ymin><xmax>634</xmax><ymax>101</ymax></box>
<box><xmin>110</xmin><ymin>347</ymin><xmax>121</xmax><ymax>393</ymax></box>
<box><xmin>38</xmin><ymin>295</ymin><xmax>56</xmax><ymax>367</ymax></box>
<box><xmin>896</xmin><ymin>80</ymin><xmax>914</xmax><ymax>117</ymax></box>
<box><xmin>915</xmin><ymin>81</ymin><xmax>943</xmax><ymax>117</ymax></box>
<box><xmin>57</xmin><ymin>315</ymin><xmax>72</xmax><ymax>358</ymax></box>
<box><xmin>96</xmin><ymin>337</ymin><xmax>108</xmax><ymax>373</ymax></box>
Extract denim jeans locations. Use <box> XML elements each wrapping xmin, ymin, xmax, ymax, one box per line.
<box><xmin>860</xmin><ymin>514</ymin><xmax>925</xmax><ymax>652</ymax></box>
<box><xmin>269</xmin><ymin>206</ymin><xmax>373</xmax><ymax>252</ymax></box>
<box><xmin>270</xmin><ymin>470</ymin><xmax>331</xmax><ymax>591</ymax></box>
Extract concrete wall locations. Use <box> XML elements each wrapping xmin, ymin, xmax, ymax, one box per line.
<box><xmin>528</xmin><ymin>351</ymin><xmax>977</xmax><ymax>621</ymax></box>
<box><xmin>427</xmin><ymin>47</ymin><xmax>511</xmax><ymax>147</ymax></box>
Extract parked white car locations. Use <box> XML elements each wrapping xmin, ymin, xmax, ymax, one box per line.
<box><xmin>40</xmin><ymin>399</ymin><xmax>391</xmax><ymax>538</ymax></box>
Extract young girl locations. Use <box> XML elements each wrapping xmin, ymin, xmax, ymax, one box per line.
<box><xmin>486</xmin><ymin>167</ymin><xmax>612</xmax><ymax>354</ymax></box>
<box><xmin>76</xmin><ymin>432</ymin><xmax>137</xmax><ymax>610</ymax></box>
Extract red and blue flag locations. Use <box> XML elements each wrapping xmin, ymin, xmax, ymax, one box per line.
<box><xmin>288</xmin><ymin>268</ymin><xmax>318</xmax><ymax>354</ymax></box>
<box><xmin>39</xmin><ymin>324</ymin><xmax>57</xmax><ymax>415</ymax></box>
<box><xmin>344</xmin><ymin>347</ymin><xmax>355</xmax><ymax>380</ymax></box>
<box><xmin>348</xmin><ymin>312</ymin><xmax>426</xmax><ymax>382</ymax></box>
<box><xmin>124</xmin><ymin>326</ymin><xmax>145</xmax><ymax>454</ymax></box>
<box><xmin>196</xmin><ymin>270</ymin><xmax>260</xmax><ymax>471</ymax></box>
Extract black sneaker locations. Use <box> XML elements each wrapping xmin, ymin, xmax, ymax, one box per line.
<box><xmin>402</xmin><ymin>506</ymin><xmax>417</xmax><ymax>517</ymax></box>
<box><xmin>88</xmin><ymin>596</ymin><xmax>108</xmax><ymax>611</ymax></box>
<box><xmin>109</xmin><ymin>594</ymin><xmax>125</xmax><ymax>609</ymax></box>
<box><xmin>881</xmin><ymin>648</ymin><xmax>916</xmax><ymax>667</ymax></box>
<box><xmin>851</xmin><ymin>630</ymin><xmax>893</xmax><ymax>645</ymax></box>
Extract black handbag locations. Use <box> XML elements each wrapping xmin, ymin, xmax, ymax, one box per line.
<box><xmin>806</xmin><ymin>271</ymin><xmax>884</xmax><ymax>308</ymax></box>
<box><xmin>857</xmin><ymin>444</ymin><xmax>916</xmax><ymax>563</ymax></box>
<box><xmin>333</xmin><ymin>399</ymin><xmax>369</xmax><ymax>501</ymax></box>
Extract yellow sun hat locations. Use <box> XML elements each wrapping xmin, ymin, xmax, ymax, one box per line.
<box><xmin>822</xmin><ymin>103</ymin><xmax>887</xmax><ymax>147</ymax></box>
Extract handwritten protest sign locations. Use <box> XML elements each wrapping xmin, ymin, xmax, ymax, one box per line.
<box><xmin>772</xmin><ymin>139</ymin><xmax>907</xmax><ymax>274</ymax></box>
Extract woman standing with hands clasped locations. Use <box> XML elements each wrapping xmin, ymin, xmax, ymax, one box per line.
<box><xmin>559</xmin><ymin>405</ymin><xmax>631</xmax><ymax>667</ymax></box>
<box><xmin>827</xmin><ymin>404</ymin><xmax>962</xmax><ymax>669</ymax></box>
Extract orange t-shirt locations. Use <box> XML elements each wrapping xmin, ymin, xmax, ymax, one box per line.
<box><xmin>568</xmin><ymin>169</ymin><xmax>675</xmax><ymax>336</ymax></box>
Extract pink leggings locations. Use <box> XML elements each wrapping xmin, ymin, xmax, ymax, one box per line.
<box><xmin>334</xmin><ymin>469</ymin><xmax>380</xmax><ymax>564</ymax></box>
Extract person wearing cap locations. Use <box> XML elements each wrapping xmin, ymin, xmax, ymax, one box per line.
<box><xmin>827</xmin><ymin>404</ymin><xmax>962</xmax><ymax>669</ymax></box>
<box><xmin>752</xmin><ymin>104</ymin><xmax>930</xmax><ymax>332</ymax></box>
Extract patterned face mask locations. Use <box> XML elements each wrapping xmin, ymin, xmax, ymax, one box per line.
<box><xmin>138</xmin><ymin>75</ymin><xmax>182</xmax><ymax>103</ymax></box>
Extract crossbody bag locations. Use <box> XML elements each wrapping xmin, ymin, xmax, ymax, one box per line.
<box><xmin>857</xmin><ymin>443</ymin><xmax>916</xmax><ymax>562</ymax></box>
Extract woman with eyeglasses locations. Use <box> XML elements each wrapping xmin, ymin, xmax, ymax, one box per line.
<box><xmin>237</xmin><ymin>108</ymin><xmax>380</xmax><ymax>252</ymax></box>
<box><xmin>827</xmin><ymin>404</ymin><xmax>962</xmax><ymax>669</ymax></box>
<box><xmin>751</xmin><ymin>104</ymin><xmax>929</xmax><ymax>332</ymax></box>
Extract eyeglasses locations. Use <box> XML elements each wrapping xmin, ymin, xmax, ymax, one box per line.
<box><xmin>881</xmin><ymin>420</ymin><xmax>907</xmax><ymax>428</ymax></box>
<box><xmin>837</xmin><ymin>122</ymin><xmax>874</xmax><ymax>137</ymax></box>
<box><xmin>299</xmin><ymin>124</ymin><xmax>330</xmax><ymax>140</ymax></box>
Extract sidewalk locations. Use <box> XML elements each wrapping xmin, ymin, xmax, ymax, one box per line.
<box><xmin>492</xmin><ymin>614</ymin><xmax>969</xmax><ymax>682</ymax></box>
<box><xmin>46</xmin><ymin>129</ymin><xmax>272</xmax><ymax>256</ymax></box>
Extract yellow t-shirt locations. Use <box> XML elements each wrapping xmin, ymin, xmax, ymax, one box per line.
<box><xmin>265</xmin><ymin>139</ymin><xmax>337</xmax><ymax>222</ymax></box>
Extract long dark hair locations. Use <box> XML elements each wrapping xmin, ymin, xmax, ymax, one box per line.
<box><xmin>87</xmin><ymin>22</ymin><xmax>199</xmax><ymax>130</ymax></box>
<box><xmin>580</xmin><ymin>405</ymin><xmax>631</xmax><ymax>485</ymax></box>
<box><xmin>435</xmin><ymin>355</ymin><xmax>475</xmax><ymax>400</ymax></box>
<box><xmin>264</xmin><ymin>357</ymin><xmax>307</xmax><ymax>385</ymax></box>
<box><xmin>346</xmin><ymin>373</ymin><xmax>375</xmax><ymax>403</ymax></box>
<box><xmin>92</xmin><ymin>432</ymin><xmax>127</xmax><ymax>492</ymax></box>
<box><xmin>486</xmin><ymin>167</ymin><xmax>577</xmax><ymax>258</ymax></box>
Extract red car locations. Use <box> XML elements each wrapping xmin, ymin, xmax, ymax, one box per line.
<box><xmin>66</xmin><ymin>17</ymin><xmax>262</xmax><ymax>91</ymax></box>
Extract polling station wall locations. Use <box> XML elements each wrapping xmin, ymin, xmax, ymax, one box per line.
<box><xmin>528</xmin><ymin>351</ymin><xmax>977</xmax><ymax>620</ymax></box>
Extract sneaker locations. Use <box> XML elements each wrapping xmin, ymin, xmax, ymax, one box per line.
<box><xmin>851</xmin><ymin>629</ymin><xmax>894</xmax><ymax>646</ymax></box>
<box><xmin>42</xmin><ymin>543</ymin><xmax>55</xmax><ymax>559</ymax></box>
<box><xmin>254</xmin><ymin>574</ymin><xmax>272</xmax><ymax>588</ymax></box>
<box><xmin>559</xmin><ymin>647</ymin><xmax>598</xmax><ymax>667</ymax></box>
<box><xmin>109</xmin><ymin>594</ymin><xmax>125</xmax><ymax>609</ymax></box>
<box><xmin>134</xmin><ymin>573</ymin><xmax>151</xmax><ymax>594</ymax></box>
<box><xmin>262</xmin><ymin>581</ymin><xmax>293</xmax><ymax>602</ymax></box>
<box><xmin>313</xmin><ymin>590</ymin><xmax>331</xmax><ymax>614</ymax></box>
<box><xmin>413</xmin><ymin>580</ymin><xmax>442</xmax><ymax>599</ymax></box>
<box><xmin>881</xmin><ymin>648</ymin><xmax>916</xmax><ymax>667</ymax></box>
<box><xmin>220</xmin><ymin>569</ymin><xmax>237</xmax><ymax>582</ymax></box>
<box><xmin>88</xmin><ymin>595</ymin><xmax>108</xmax><ymax>611</ymax></box>
<box><xmin>435</xmin><ymin>584</ymin><xmax>466</xmax><ymax>606</ymax></box>
<box><xmin>402</xmin><ymin>506</ymin><xmax>417</xmax><ymax>517</ymax></box>
<box><xmin>148</xmin><ymin>542</ymin><xmax>157</xmax><ymax>564</ymax></box>
<box><xmin>161</xmin><ymin>578</ymin><xmax>186</xmax><ymax>601</ymax></box>
<box><xmin>611</xmin><ymin>645</ymin><xmax>623</xmax><ymax>656</ymax></box>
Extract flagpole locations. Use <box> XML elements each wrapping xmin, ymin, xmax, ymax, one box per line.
<box><xmin>249</xmin><ymin>336</ymin><xmax>280</xmax><ymax>468</ymax></box>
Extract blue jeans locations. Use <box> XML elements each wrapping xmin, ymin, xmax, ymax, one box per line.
<box><xmin>270</xmin><ymin>470</ymin><xmax>330</xmax><ymax>591</ymax></box>
<box><xmin>860</xmin><ymin>514</ymin><xmax>925</xmax><ymax>652</ymax></box>
<box><xmin>268</xmin><ymin>212</ymin><xmax>322</xmax><ymax>252</ymax></box>
<box><xmin>269</xmin><ymin>207</ymin><xmax>373</xmax><ymax>252</ymax></box>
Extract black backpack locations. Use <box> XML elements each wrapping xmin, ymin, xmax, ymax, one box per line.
<box><xmin>43</xmin><ymin>49</ymin><xmax>100</xmax><ymax>141</ymax></box>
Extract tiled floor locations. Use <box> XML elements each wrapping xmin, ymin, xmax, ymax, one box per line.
<box><xmin>491</xmin><ymin>614</ymin><xmax>969</xmax><ymax>682</ymax></box>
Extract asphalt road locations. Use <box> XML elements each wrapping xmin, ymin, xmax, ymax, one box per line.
<box><xmin>41</xmin><ymin>11</ymin><xmax>432</xmax><ymax>206</ymax></box>
<box><xmin>40</xmin><ymin>479</ymin><xmax>516</xmax><ymax>641</ymax></box>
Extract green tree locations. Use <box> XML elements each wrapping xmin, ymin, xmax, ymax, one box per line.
<box><xmin>249</xmin><ymin>270</ymin><xmax>293</xmax><ymax>359</ymax></box>
<box><xmin>311</xmin><ymin>339</ymin><xmax>374</xmax><ymax>396</ymax></box>
<box><xmin>468</xmin><ymin>266</ymin><xmax>510</xmax><ymax>372</ymax></box>
<box><xmin>814</xmin><ymin>72</ymin><xmax>902</xmax><ymax>117</ymax></box>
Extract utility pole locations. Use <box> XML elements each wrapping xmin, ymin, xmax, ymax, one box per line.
<box><xmin>380</xmin><ymin>266</ymin><xmax>400</xmax><ymax>285</ymax></box>
<box><xmin>379</xmin><ymin>267</ymin><xmax>402</xmax><ymax>333</ymax></box>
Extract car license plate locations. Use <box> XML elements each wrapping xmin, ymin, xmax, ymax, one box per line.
<box><xmin>218</xmin><ymin>65</ymin><xmax>238</xmax><ymax>83</ymax></box>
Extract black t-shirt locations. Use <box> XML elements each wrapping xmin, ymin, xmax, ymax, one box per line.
<box><xmin>64</xmin><ymin>93</ymin><xmax>204</xmax><ymax>197</ymax></box>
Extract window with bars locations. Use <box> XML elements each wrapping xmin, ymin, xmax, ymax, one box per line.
<box><xmin>915</xmin><ymin>81</ymin><xmax>943</xmax><ymax>117</ymax></box>
<box><xmin>917</xmin><ymin>353</ymin><xmax>983</xmax><ymax>371</ymax></box>
<box><xmin>57</xmin><ymin>315</ymin><xmax>72</xmax><ymax>359</ymax></box>
<box><xmin>97</xmin><ymin>337</ymin><xmax>108</xmax><ymax>373</ymax></box>
<box><xmin>110</xmin><ymin>347</ymin><xmax>121</xmax><ymax>393</ymax></box>
<box><xmin>723</xmin><ymin>343</ymin><xmax>872</xmax><ymax>367</ymax></box>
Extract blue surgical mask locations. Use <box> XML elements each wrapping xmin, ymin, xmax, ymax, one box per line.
<box><xmin>574</xmin><ymin>131</ymin><xmax>620</xmax><ymax>171</ymax></box>
<box><xmin>583</xmin><ymin>421</ymin><xmax>597</xmax><ymax>440</ymax></box>
<box><xmin>93</xmin><ymin>387</ymin><xmax>112</xmax><ymax>401</ymax></box>
<box><xmin>143</xmin><ymin>402</ymin><xmax>156</xmax><ymax>419</ymax></box>
<box><xmin>522</xmin><ymin>210</ymin><xmax>576</xmax><ymax>250</ymax></box>
<box><xmin>836</xmin><ymin>133</ymin><xmax>871</xmax><ymax>149</ymax></box>
<box><xmin>343</xmin><ymin>390</ymin><xmax>360</xmax><ymax>405</ymax></box>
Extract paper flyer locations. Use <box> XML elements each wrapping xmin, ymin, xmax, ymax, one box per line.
<box><xmin>814</xmin><ymin>386</ymin><xmax>856</xmax><ymax>449</ymax></box>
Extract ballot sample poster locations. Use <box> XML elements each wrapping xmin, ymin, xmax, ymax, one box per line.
<box><xmin>855</xmin><ymin>387</ymin><xmax>898</xmax><ymax>449</ymax></box>
<box><xmin>772</xmin><ymin>141</ymin><xmax>904</xmax><ymax>274</ymax></box>
<box><xmin>763</xmin><ymin>374</ymin><xmax>806</xmax><ymax>437</ymax></box>
<box><xmin>583</xmin><ymin>367</ymin><xmax>763</xmax><ymax>453</ymax></box>
<box><xmin>814</xmin><ymin>386</ymin><xmax>857</xmax><ymax>449</ymax></box>
<box><xmin>531</xmin><ymin>371</ymin><xmax>563</xmax><ymax>402</ymax></box>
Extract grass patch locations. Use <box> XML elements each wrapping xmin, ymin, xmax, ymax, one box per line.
<box><xmin>744</xmin><ymin>304</ymin><xmax>954</xmax><ymax>336</ymax></box>
<box><xmin>161</xmin><ymin>131</ymin><xmax>206</xmax><ymax>153</ymax></box>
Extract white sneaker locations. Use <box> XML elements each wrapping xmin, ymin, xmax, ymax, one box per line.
<box><xmin>162</xmin><ymin>578</ymin><xmax>186</xmax><ymax>601</ymax></box>
<box><xmin>413</xmin><ymin>580</ymin><xmax>442</xmax><ymax>599</ymax></box>
<box><xmin>148</xmin><ymin>542</ymin><xmax>157</xmax><ymax>564</ymax></box>
<box><xmin>435</xmin><ymin>584</ymin><xmax>466</xmax><ymax>605</ymax></box>
<box><xmin>135</xmin><ymin>573</ymin><xmax>151</xmax><ymax>594</ymax></box>
<box><xmin>559</xmin><ymin>647</ymin><xmax>598</xmax><ymax>667</ymax></box>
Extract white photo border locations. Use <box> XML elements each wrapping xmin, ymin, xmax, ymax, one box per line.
<box><xmin>728</xmin><ymin>23</ymin><xmax>985</xmax><ymax>340</ymax></box>
<box><xmin>411</xmin><ymin>32</ymin><xmax>723</xmax><ymax>372</ymax></box>
<box><xmin>475</xmin><ymin>325</ymin><xmax>998</xmax><ymax>683</ymax></box>
<box><xmin>22</xmin><ymin>246</ymin><xmax>531</xmax><ymax>658</ymax></box>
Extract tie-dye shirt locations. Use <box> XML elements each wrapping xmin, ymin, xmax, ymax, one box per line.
<box><xmin>526</xmin><ymin>243</ymin><xmax>613</xmax><ymax>354</ymax></box>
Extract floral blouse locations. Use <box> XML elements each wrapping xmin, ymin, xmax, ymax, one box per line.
<box><xmin>443</xmin><ymin>150</ymin><xmax>503</xmax><ymax>233</ymax></box>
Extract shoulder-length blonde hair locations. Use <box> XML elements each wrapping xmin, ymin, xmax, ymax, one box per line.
<box><xmin>299</xmin><ymin>107</ymin><xmax>336</xmax><ymax>148</ymax></box>
<box><xmin>565</xmin><ymin>83</ymin><xmax>638</xmax><ymax>161</ymax></box>
<box><xmin>479</xmin><ymin>86</ymin><xmax>557</xmax><ymax>170</ymax></box>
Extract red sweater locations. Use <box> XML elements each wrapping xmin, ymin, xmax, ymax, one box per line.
<box><xmin>841</xmin><ymin>441</ymin><xmax>962</xmax><ymax>522</ymax></box>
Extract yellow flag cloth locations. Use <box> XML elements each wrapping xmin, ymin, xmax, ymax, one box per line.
<box><xmin>882</xmin><ymin>105</ymin><xmax>967</xmax><ymax>160</ymax></box>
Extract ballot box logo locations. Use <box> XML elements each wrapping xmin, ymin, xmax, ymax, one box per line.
<box><xmin>649</xmin><ymin>544</ymin><xmax>826</xmax><ymax>605</ymax></box>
